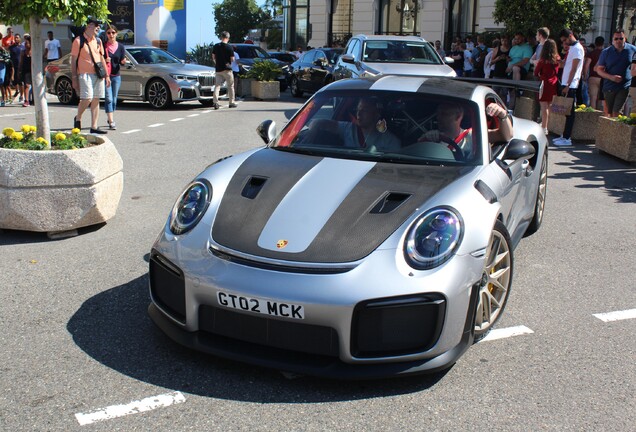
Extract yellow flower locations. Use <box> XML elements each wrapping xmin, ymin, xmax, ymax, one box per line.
<box><xmin>578</xmin><ymin>104</ymin><xmax>586</xmax><ymax>109</ymax></box>
<box><xmin>29</xmin><ymin>125</ymin><xmax>37</xmax><ymax>133</ymax></box>
<box><xmin>3</xmin><ymin>127</ymin><xmax>15</xmax><ymax>137</ymax></box>
<box><xmin>630</xmin><ymin>113</ymin><xmax>636</xmax><ymax>119</ymax></box>
<box><xmin>71</xmin><ymin>128</ymin><xmax>81</xmax><ymax>135</ymax></box>
<box><xmin>10</xmin><ymin>132</ymin><xmax>24</xmax><ymax>141</ymax></box>
<box><xmin>71</xmin><ymin>146</ymin><xmax>78</xmax><ymax>150</ymax></box>
<box><xmin>54</xmin><ymin>132</ymin><xmax>67</xmax><ymax>141</ymax></box>
<box><xmin>36</xmin><ymin>137</ymin><xmax>48</xmax><ymax>144</ymax></box>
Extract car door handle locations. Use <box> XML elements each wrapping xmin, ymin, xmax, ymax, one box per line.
<box><xmin>522</xmin><ymin>160</ymin><xmax>531</xmax><ymax>176</ymax></box>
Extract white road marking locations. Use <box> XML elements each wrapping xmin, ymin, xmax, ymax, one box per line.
<box><xmin>479</xmin><ymin>325</ymin><xmax>534</xmax><ymax>342</ymax></box>
<box><xmin>593</xmin><ymin>308</ymin><xmax>636</xmax><ymax>322</ymax></box>
<box><xmin>122</xmin><ymin>129</ymin><xmax>142</xmax><ymax>134</ymax></box>
<box><xmin>187</xmin><ymin>114</ymin><xmax>199</xmax><ymax>117</ymax></box>
<box><xmin>201</xmin><ymin>110</ymin><xmax>212</xmax><ymax>114</ymax></box>
<box><xmin>170</xmin><ymin>118</ymin><xmax>184</xmax><ymax>122</ymax></box>
<box><xmin>148</xmin><ymin>123</ymin><xmax>164</xmax><ymax>128</ymax></box>
<box><xmin>75</xmin><ymin>391</ymin><xmax>186</xmax><ymax>426</ymax></box>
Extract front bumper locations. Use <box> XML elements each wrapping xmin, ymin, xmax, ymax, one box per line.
<box><xmin>169</xmin><ymin>77</ymin><xmax>227</xmax><ymax>102</ymax></box>
<box><xmin>148</xmin><ymin>235</ymin><xmax>483</xmax><ymax>378</ymax></box>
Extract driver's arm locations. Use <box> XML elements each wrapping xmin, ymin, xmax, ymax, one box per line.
<box><xmin>486</xmin><ymin>104</ymin><xmax>513</xmax><ymax>143</ymax></box>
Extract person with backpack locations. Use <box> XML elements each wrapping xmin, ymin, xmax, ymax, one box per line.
<box><xmin>71</xmin><ymin>17</ymin><xmax>110</xmax><ymax>134</ymax></box>
<box><xmin>471</xmin><ymin>36</ymin><xmax>488</xmax><ymax>78</ymax></box>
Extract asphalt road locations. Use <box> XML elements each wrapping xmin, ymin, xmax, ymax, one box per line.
<box><xmin>1</xmin><ymin>92</ymin><xmax>634</xmax><ymax>431</ymax></box>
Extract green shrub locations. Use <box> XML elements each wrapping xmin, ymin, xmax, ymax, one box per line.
<box><xmin>245</xmin><ymin>60</ymin><xmax>282</xmax><ymax>81</ymax></box>
<box><xmin>1</xmin><ymin>126</ymin><xmax>89</xmax><ymax>150</ymax></box>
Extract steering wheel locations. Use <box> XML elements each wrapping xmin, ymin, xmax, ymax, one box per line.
<box><xmin>438</xmin><ymin>134</ymin><xmax>465</xmax><ymax>161</ymax></box>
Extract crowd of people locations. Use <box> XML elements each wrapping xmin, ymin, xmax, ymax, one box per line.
<box><xmin>443</xmin><ymin>27</ymin><xmax>636</xmax><ymax>146</ymax></box>
<box><xmin>0</xmin><ymin>27</ymin><xmax>33</xmax><ymax>107</ymax></box>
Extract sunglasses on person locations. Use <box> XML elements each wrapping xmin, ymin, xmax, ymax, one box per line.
<box><xmin>614</xmin><ymin>37</ymin><xmax>625</xmax><ymax>41</ymax></box>
<box><xmin>106</xmin><ymin>31</ymin><xmax>117</xmax><ymax>35</ymax></box>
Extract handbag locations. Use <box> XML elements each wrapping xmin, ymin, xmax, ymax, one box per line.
<box><xmin>93</xmin><ymin>61</ymin><xmax>107</xmax><ymax>79</ymax></box>
<box><xmin>550</xmin><ymin>95</ymin><xmax>574</xmax><ymax>115</ymax></box>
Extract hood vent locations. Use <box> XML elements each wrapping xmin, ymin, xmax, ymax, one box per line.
<box><xmin>370</xmin><ymin>192</ymin><xmax>412</xmax><ymax>214</ymax></box>
<box><xmin>241</xmin><ymin>176</ymin><xmax>268</xmax><ymax>199</ymax></box>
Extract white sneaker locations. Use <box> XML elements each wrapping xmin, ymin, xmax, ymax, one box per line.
<box><xmin>553</xmin><ymin>137</ymin><xmax>572</xmax><ymax>146</ymax></box>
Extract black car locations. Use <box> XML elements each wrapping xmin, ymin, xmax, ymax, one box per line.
<box><xmin>232</xmin><ymin>44</ymin><xmax>289</xmax><ymax>91</ymax></box>
<box><xmin>289</xmin><ymin>48</ymin><xmax>343</xmax><ymax>97</ymax></box>
<box><xmin>269</xmin><ymin>51</ymin><xmax>297</xmax><ymax>66</ymax></box>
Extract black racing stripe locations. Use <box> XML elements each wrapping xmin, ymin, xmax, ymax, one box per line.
<box><xmin>214</xmin><ymin>155</ymin><xmax>468</xmax><ymax>264</ymax></box>
<box><xmin>212</xmin><ymin>149</ymin><xmax>322</xmax><ymax>251</ymax></box>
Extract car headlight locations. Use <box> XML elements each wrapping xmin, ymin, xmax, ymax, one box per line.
<box><xmin>169</xmin><ymin>179</ymin><xmax>212</xmax><ymax>235</ymax></box>
<box><xmin>170</xmin><ymin>73</ymin><xmax>198</xmax><ymax>82</ymax></box>
<box><xmin>404</xmin><ymin>207</ymin><xmax>463</xmax><ymax>270</ymax></box>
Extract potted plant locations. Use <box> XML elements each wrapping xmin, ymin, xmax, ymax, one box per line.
<box><xmin>246</xmin><ymin>60</ymin><xmax>282</xmax><ymax>100</ymax></box>
<box><xmin>548</xmin><ymin>104</ymin><xmax>602</xmax><ymax>143</ymax></box>
<box><xmin>595</xmin><ymin>114</ymin><xmax>636</xmax><ymax>162</ymax></box>
<box><xmin>0</xmin><ymin>127</ymin><xmax>123</xmax><ymax>235</ymax></box>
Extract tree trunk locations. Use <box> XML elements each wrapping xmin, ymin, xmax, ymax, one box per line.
<box><xmin>29</xmin><ymin>16</ymin><xmax>51</xmax><ymax>148</ymax></box>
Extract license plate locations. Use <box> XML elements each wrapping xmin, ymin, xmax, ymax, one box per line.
<box><xmin>216</xmin><ymin>291</ymin><xmax>305</xmax><ymax>319</ymax></box>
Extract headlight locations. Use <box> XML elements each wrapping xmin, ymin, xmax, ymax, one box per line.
<box><xmin>169</xmin><ymin>179</ymin><xmax>212</xmax><ymax>235</ymax></box>
<box><xmin>170</xmin><ymin>73</ymin><xmax>198</xmax><ymax>82</ymax></box>
<box><xmin>404</xmin><ymin>207</ymin><xmax>463</xmax><ymax>270</ymax></box>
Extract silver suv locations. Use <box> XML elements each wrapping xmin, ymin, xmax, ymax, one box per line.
<box><xmin>333</xmin><ymin>34</ymin><xmax>456</xmax><ymax>80</ymax></box>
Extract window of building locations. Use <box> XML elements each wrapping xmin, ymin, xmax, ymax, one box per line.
<box><xmin>379</xmin><ymin>0</ymin><xmax>420</xmax><ymax>35</ymax></box>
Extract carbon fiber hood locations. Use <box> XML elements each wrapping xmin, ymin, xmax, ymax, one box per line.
<box><xmin>211</xmin><ymin>149</ymin><xmax>467</xmax><ymax>263</ymax></box>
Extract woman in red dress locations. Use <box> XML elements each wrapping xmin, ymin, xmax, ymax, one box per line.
<box><xmin>534</xmin><ymin>39</ymin><xmax>560</xmax><ymax>134</ymax></box>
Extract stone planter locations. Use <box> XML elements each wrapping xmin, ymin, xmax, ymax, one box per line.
<box><xmin>251</xmin><ymin>80</ymin><xmax>280</xmax><ymax>100</ymax></box>
<box><xmin>0</xmin><ymin>136</ymin><xmax>124</xmax><ymax>233</ymax></box>
<box><xmin>595</xmin><ymin>116</ymin><xmax>636</xmax><ymax>162</ymax></box>
<box><xmin>548</xmin><ymin>109</ymin><xmax>602</xmax><ymax>143</ymax></box>
<box><xmin>236</xmin><ymin>77</ymin><xmax>253</xmax><ymax>98</ymax></box>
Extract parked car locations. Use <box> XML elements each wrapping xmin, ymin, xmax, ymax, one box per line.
<box><xmin>45</xmin><ymin>45</ymin><xmax>223</xmax><ymax>109</ymax></box>
<box><xmin>268</xmin><ymin>51</ymin><xmax>297</xmax><ymax>66</ymax></box>
<box><xmin>116</xmin><ymin>29</ymin><xmax>134</xmax><ymax>43</ymax></box>
<box><xmin>231</xmin><ymin>44</ymin><xmax>289</xmax><ymax>91</ymax></box>
<box><xmin>333</xmin><ymin>34</ymin><xmax>456</xmax><ymax>81</ymax></box>
<box><xmin>289</xmin><ymin>48</ymin><xmax>343</xmax><ymax>97</ymax></box>
<box><xmin>148</xmin><ymin>75</ymin><xmax>548</xmax><ymax>378</ymax></box>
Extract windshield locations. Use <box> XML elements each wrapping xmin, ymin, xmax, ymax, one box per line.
<box><xmin>326</xmin><ymin>49</ymin><xmax>343</xmax><ymax>63</ymax></box>
<box><xmin>362</xmin><ymin>41</ymin><xmax>442</xmax><ymax>64</ymax></box>
<box><xmin>235</xmin><ymin>45</ymin><xmax>271</xmax><ymax>59</ymax></box>
<box><xmin>128</xmin><ymin>48</ymin><xmax>180</xmax><ymax>64</ymax></box>
<box><xmin>271</xmin><ymin>90</ymin><xmax>482</xmax><ymax>166</ymax></box>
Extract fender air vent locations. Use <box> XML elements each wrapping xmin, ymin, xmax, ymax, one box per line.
<box><xmin>370</xmin><ymin>192</ymin><xmax>412</xmax><ymax>214</ymax></box>
<box><xmin>241</xmin><ymin>176</ymin><xmax>268</xmax><ymax>199</ymax></box>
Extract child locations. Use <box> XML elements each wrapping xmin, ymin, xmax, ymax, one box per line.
<box><xmin>534</xmin><ymin>39</ymin><xmax>560</xmax><ymax>134</ymax></box>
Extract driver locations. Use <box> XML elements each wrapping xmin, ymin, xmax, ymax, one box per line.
<box><xmin>418</xmin><ymin>101</ymin><xmax>513</xmax><ymax>149</ymax></box>
<box><xmin>311</xmin><ymin>97</ymin><xmax>401</xmax><ymax>152</ymax></box>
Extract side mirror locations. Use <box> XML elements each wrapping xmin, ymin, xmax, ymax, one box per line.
<box><xmin>503</xmin><ymin>139</ymin><xmax>535</xmax><ymax>161</ymax></box>
<box><xmin>256</xmin><ymin>120</ymin><xmax>276</xmax><ymax>144</ymax></box>
<box><xmin>340</xmin><ymin>54</ymin><xmax>355</xmax><ymax>64</ymax></box>
<box><xmin>124</xmin><ymin>59</ymin><xmax>133</xmax><ymax>68</ymax></box>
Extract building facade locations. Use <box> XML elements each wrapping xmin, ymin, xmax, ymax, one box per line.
<box><xmin>288</xmin><ymin>0</ymin><xmax>625</xmax><ymax>49</ymax></box>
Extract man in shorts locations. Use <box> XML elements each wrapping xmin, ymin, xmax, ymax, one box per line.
<box><xmin>71</xmin><ymin>17</ymin><xmax>110</xmax><ymax>134</ymax></box>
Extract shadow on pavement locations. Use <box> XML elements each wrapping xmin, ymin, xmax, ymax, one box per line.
<box><xmin>67</xmin><ymin>273</ymin><xmax>449</xmax><ymax>402</ymax></box>
<box><xmin>551</xmin><ymin>144</ymin><xmax>636</xmax><ymax>203</ymax></box>
<box><xmin>0</xmin><ymin>223</ymin><xmax>106</xmax><ymax>246</ymax></box>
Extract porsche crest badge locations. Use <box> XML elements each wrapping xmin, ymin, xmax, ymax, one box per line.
<box><xmin>276</xmin><ymin>240</ymin><xmax>288</xmax><ymax>249</ymax></box>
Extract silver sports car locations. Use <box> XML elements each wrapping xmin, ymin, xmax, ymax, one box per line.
<box><xmin>45</xmin><ymin>45</ymin><xmax>222</xmax><ymax>109</ymax></box>
<box><xmin>148</xmin><ymin>76</ymin><xmax>548</xmax><ymax>378</ymax></box>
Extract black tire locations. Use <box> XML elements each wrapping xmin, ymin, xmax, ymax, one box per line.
<box><xmin>290</xmin><ymin>76</ymin><xmax>303</xmax><ymax>97</ymax></box>
<box><xmin>146</xmin><ymin>79</ymin><xmax>172</xmax><ymax>109</ymax></box>
<box><xmin>474</xmin><ymin>219</ymin><xmax>514</xmax><ymax>342</ymax></box>
<box><xmin>56</xmin><ymin>76</ymin><xmax>78</xmax><ymax>105</ymax></box>
<box><xmin>524</xmin><ymin>152</ymin><xmax>548</xmax><ymax>236</ymax></box>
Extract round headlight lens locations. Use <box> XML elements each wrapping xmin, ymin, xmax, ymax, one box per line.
<box><xmin>169</xmin><ymin>179</ymin><xmax>212</xmax><ymax>235</ymax></box>
<box><xmin>404</xmin><ymin>207</ymin><xmax>463</xmax><ymax>270</ymax></box>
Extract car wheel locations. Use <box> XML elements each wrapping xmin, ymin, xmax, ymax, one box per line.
<box><xmin>524</xmin><ymin>152</ymin><xmax>548</xmax><ymax>236</ymax></box>
<box><xmin>290</xmin><ymin>77</ymin><xmax>303</xmax><ymax>97</ymax></box>
<box><xmin>474</xmin><ymin>220</ymin><xmax>513</xmax><ymax>341</ymax></box>
<box><xmin>147</xmin><ymin>79</ymin><xmax>172</xmax><ymax>109</ymax></box>
<box><xmin>56</xmin><ymin>77</ymin><xmax>78</xmax><ymax>105</ymax></box>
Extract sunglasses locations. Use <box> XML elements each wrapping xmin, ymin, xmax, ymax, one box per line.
<box><xmin>106</xmin><ymin>31</ymin><xmax>116</xmax><ymax>35</ymax></box>
<box><xmin>614</xmin><ymin>37</ymin><xmax>625</xmax><ymax>41</ymax></box>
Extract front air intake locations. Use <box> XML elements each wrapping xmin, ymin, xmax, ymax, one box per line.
<box><xmin>241</xmin><ymin>176</ymin><xmax>268</xmax><ymax>199</ymax></box>
<box><xmin>370</xmin><ymin>192</ymin><xmax>412</xmax><ymax>214</ymax></box>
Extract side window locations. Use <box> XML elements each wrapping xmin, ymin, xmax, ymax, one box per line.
<box><xmin>304</xmin><ymin>51</ymin><xmax>316</xmax><ymax>63</ymax></box>
<box><xmin>346</xmin><ymin>39</ymin><xmax>360</xmax><ymax>60</ymax></box>
<box><xmin>315</xmin><ymin>51</ymin><xmax>327</xmax><ymax>63</ymax></box>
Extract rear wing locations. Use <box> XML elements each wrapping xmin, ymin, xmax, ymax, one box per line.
<box><xmin>454</xmin><ymin>77</ymin><xmax>543</xmax><ymax>94</ymax></box>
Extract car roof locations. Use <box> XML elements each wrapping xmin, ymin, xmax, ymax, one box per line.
<box><xmin>323</xmin><ymin>75</ymin><xmax>480</xmax><ymax>100</ymax></box>
<box><xmin>351</xmin><ymin>34</ymin><xmax>429</xmax><ymax>43</ymax></box>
